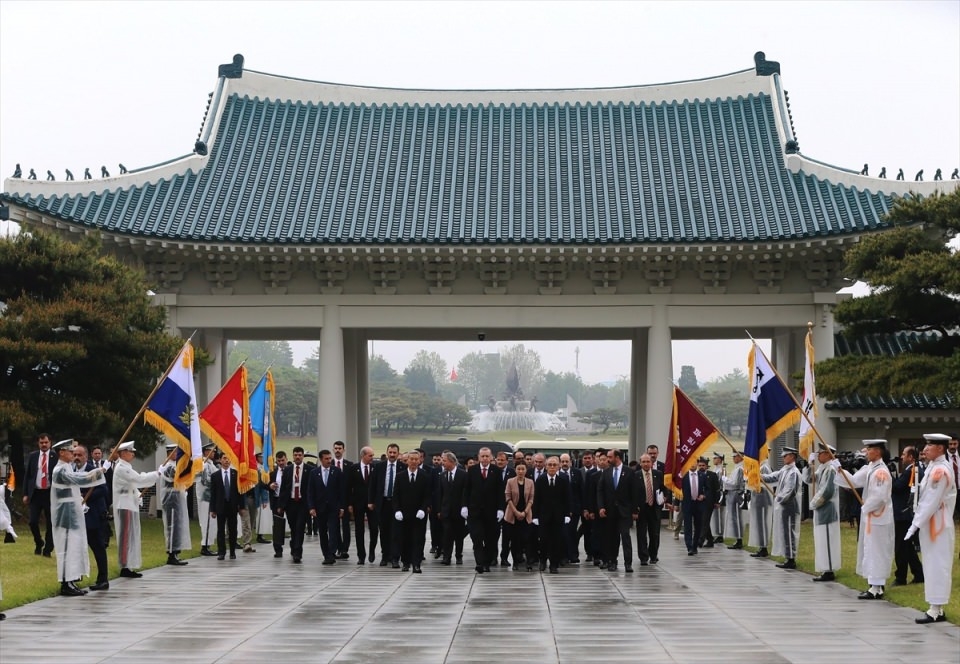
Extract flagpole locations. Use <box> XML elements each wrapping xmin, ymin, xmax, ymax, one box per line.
<box><xmin>680</xmin><ymin>387</ymin><xmax>775</xmax><ymax>497</ymax></box>
<box><xmin>803</xmin><ymin>323</ymin><xmax>818</xmax><ymax>498</ymax></box>
<box><xmin>108</xmin><ymin>332</ymin><xmax>198</xmax><ymax>461</ymax></box>
<box><xmin>749</xmin><ymin>338</ymin><xmax>863</xmax><ymax>505</ymax></box>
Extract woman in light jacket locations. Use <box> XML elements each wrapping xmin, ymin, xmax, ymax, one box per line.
<box><xmin>504</xmin><ymin>461</ymin><xmax>535</xmax><ymax>571</ymax></box>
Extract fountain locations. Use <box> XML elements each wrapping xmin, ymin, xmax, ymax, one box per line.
<box><xmin>469</xmin><ymin>361</ymin><xmax>565</xmax><ymax>433</ymax></box>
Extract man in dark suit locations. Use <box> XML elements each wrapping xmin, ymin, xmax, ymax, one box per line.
<box><xmin>534</xmin><ymin>456</ymin><xmax>571</xmax><ymax>573</ymax></box>
<box><xmin>584</xmin><ymin>449</ymin><xmax>607</xmax><ymax>565</ymax></box>
<box><xmin>495</xmin><ymin>451</ymin><xmax>516</xmax><ymax>565</ymax></box>
<box><xmin>307</xmin><ymin>449</ymin><xmax>345</xmax><ymax>564</ymax></box>
<box><xmin>439</xmin><ymin>450</ymin><xmax>468</xmax><ymax>565</ymax></box>
<box><xmin>368</xmin><ymin>443</ymin><xmax>401</xmax><ymax>567</ymax></box>
<box><xmin>635</xmin><ymin>452</ymin><xmax>665</xmax><ymax>565</ymax></box>
<box><xmin>392</xmin><ymin>449</ymin><xmax>431</xmax><ymax>572</ymax></box>
<box><xmin>463</xmin><ymin>446</ymin><xmax>505</xmax><ymax>573</ymax></box>
<box><xmin>331</xmin><ymin>440</ymin><xmax>352</xmax><ymax>559</ymax></box>
<box><xmin>210</xmin><ymin>454</ymin><xmax>241</xmax><ymax>560</ymax></box>
<box><xmin>267</xmin><ymin>451</ymin><xmax>288</xmax><ymax>558</ymax></box>
<box><xmin>428</xmin><ymin>452</ymin><xmax>445</xmax><ymax>559</ymax></box>
<box><xmin>23</xmin><ymin>432</ymin><xmax>56</xmax><ymax>556</ymax></box>
<box><xmin>576</xmin><ymin>450</ymin><xmax>598</xmax><ymax>562</ymax></box>
<box><xmin>346</xmin><ymin>446</ymin><xmax>378</xmax><ymax>565</ymax></box>
<box><xmin>278</xmin><ymin>446</ymin><xmax>311</xmax><ymax>563</ymax></box>
<box><xmin>559</xmin><ymin>453</ymin><xmax>582</xmax><ymax>564</ymax></box>
<box><xmin>701</xmin><ymin>456</ymin><xmax>723</xmax><ymax>548</ymax></box>
<box><xmin>597</xmin><ymin>448</ymin><xmax>638</xmax><ymax>572</ymax></box>
<box><xmin>75</xmin><ymin>444</ymin><xmax>110</xmax><ymax>590</ymax></box>
<box><xmin>892</xmin><ymin>445</ymin><xmax>924</xmax><ymax>585</ymax></box>
<box><xmin>682</xmin><ymin>457</ymin><xmax>709</xmax><ymax>555</ymax></box>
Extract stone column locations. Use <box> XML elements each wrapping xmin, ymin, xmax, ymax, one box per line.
<box><xmin>356</xmin><ymin>340</ymin><xmax>370</xmax><ymax>452</ymax></box>
<box><xmin>811</xmin><ymin>304</ymin><xmax>837</xmax><ymax>445</ymax></box>
<box><xmin>630</xmin><ymin>328</ymin><xmax>648</xmax><ymax>461</ymax></box>
<box><xmin>644</xmin><ymin>305</ymin><xmax>672</xmax><ymax>455</ymax></box>
<box><xmin>318</xmin><ymin>305</ymin><xmax>347</xmax><ymax>453</ymax></box>
<box><xmin>343</xmin><ymin>329</ymin><xmax>359</xmax><ymax>457</ymax></box>
<box><xmin>199</xmin><ymin>328</ymin><xmax>226</xmax><ymax>407</ymax></box>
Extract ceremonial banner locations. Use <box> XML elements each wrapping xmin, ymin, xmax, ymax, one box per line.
<box><xmin>249</xmin><ymin>370</ymin><xmax>277</xmax><ymax>481</ymax></box>
<box><xmin>665</xmin><ymin>386</ymin><xmax>719</xmax><ymax>498</ymax></box>
<box><xmin>143</xmin><ymin>341</ymin><xmax>203</xmax><ymax>489</ymax></box>
<box><xmin>200</xmin><ymin>366</ymin><xmax>258</xmax><ymax>492</ymax></box>
<box><xmin>744</xmin><ymin>343</ymin><xmax>800</xmax><ymax>491</ymax></box>
<box><xmin>798</xmin><ymin>329</ymin><xmax>818</xmax><ymax>459</ymax></box>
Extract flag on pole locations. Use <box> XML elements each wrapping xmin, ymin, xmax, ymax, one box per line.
<box><xmin>143</xmin><ymin>341</ymin><xmax>203</xmax><ymax>490</ymax></box>
<box><xmin>798</xmin><ymin>329</ymin><xmax>818</xmax><ymax>459</ymax></box>
<box><xmin>200</xmin><ymin>365</ymin><xmax>258</xmax><ymax>493</ymax></box>
<box><xmin>450</xmin><ymin>368</ymin><xmax>458</xmax><ymax>382</ymax></box>
<box><xmin>744</xmin><ymin>343</ymin><xmax>801</xmax><ymax>491</ymax></box>
<box><xmin>5</xmin><ymin>466</ymin><xmax>14</xmax><ymax>492</ymax></box>
<box><xmin>249</xmin><ymin>370</ymin><xmax>277</xmax><ymax>482</ymax></box>
<box><xmin>664</xmin><ymin>386</ymin><xmax>719</xmax><ymax>498</ymax></box>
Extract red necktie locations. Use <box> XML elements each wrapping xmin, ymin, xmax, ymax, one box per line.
<box><xmin>953</xmin><ymin>454</ymin><xmax>959</xmax><ymax>484</ymax></box>
<box><xmin>40</xmin><ymin>453</ymin><xmax>48</xmax><ymax>489</ymax></box>
<box><xmin>482</xmin><ymin>467</ymin><xmax>487</xmax><ymax>479</ymax></box>
<box><xmin>364</xmin><ymin>465</ymin><xmax>369</xmax><ymax>481</ymax></box>
<box><xmin>294</xmin><ymin>465</ymin><xmax>301</xmax><ymax>500</ymax></box>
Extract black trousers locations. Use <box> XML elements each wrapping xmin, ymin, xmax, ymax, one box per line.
<box><xmin>86</xmin><ymin>524</ymin><xmax>109</xmax><ymax>582</ymax></box>
<box><xmin>539</xmin><ymin>519</ymin><xmax>564</xmax><ymax>568</ymax></box>
<box><xmin>394</xmin><ymin>515</ymin><xmax>426</xmax><ymax>566</ymax></box>
<box><xmin>468</xmin><ymin>513</ymin><xmax>498</xmax><ymax>567</ymax></box>
<box><xmin>339</xmin><ymin>510</ymin><xmax>351</xmax><ymax>554</ymax></box>
<box><xmin>377</xmin><ymin>498</ymin><xmax>397</xmax><ymax>562</ymax></box>
<box><xmin>272</xmin><ymin>509</ymin><xmax>286</xmax><ymax>554</ymax></box>
<box><xmin>509</xmin><ymin>520</ymin><xmax>535</xmax><ymax>565</ymax></box>
<box><xmin>285</xmin><ymin>500</ymin><xmax>307</xmax><ymax>559</ymax></box>
<box><xmin>564</xmin><ymin>514</ymin><xmax>580</xmax><ymax>561</ymax></box>
<box><xmin>605</xmin><ymin>515</ymin><xmax>633</xmax><ymax>564</ymax></box>
<box><xmin>317</xmin><ymin>508</ymin><xmax>341</xmax><ymax>560</ymax></box>
<box><xmin>683</xmin><ymin>502</ymin><xmax>704</xmax><ymax>552</ymax></box>
<box><xmin>441</xmin><ymin>513</ymin><xmax>466</xmax><ymax>560</ymax></box>
<box><xmin>216</xmin><ymin>506</ymin><xmax>239</xmax><ymax>554</ymax></box>
<box><xmin>636</xmin><ymin>507</ymin><xmax>660</xmax><ymax>562</ymax></box>
<box><xmin>353</xmin><ymin>505</ymin><xmax>378</xmax><ymax>562</ymax></box>
<box><xmin>29</xmin><ymin>488</ymin><xmax>53</xmax><ymax>553</ymax></box>
<box><xmin>894</xmin><ymin>519</ymin><xmax>923</xmax><ymax>582</ymax></box>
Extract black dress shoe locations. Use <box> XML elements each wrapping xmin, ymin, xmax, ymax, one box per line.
<box><xmin>119</xmin><ymin>568</ymin><xmax>143</xmax><ymax>578</ymax></box>
<box><xmin>776</xmin><ymin>559</ymin><xmax>796</xmax><ymax>569</ymax></box>
<box><xmin>392</xmin><ymin>562</ymin><xmax>400</xmax><ymax>569</ymax></box>
<box><xmin>549</xmin><ymin>567</ymin><xmax>558</xmax><ymax>574</ymax></box>
<box><xmin>70</xmin><ymin>582</ymin><xmax>89</xmax><ymax>595</ymax></box>
<box><xmin>441</xmin><ymin>558</ymin><xmax>451</xmax><ymax>565</ymax></box>
<box><xmin>858</xmin><ymin>590</ymin><xmax>883</xmax><ymax>600</ymax></box>
<box><xmin>402</xmin><ymin>564</ymin><xmax>410</xmax><ymax>572</ymax></box>
<box><xmin>624</xmin><ymin>566</ymin><xmax>633</xmax><ymax>573</ymax></box>
<box><xmin>915</xmin><ymin>613</ymin><xmax>946</xmax><ymax>624</ymax></box>
<box><xmin>35</xmin><ymin>545</ymin><xmax>43</xmax><ymax>555</ymax></box>
<box><xmin>166</xmin><ymin>554</ymin><xmax>188</xmax><ymax>566</ymax></box>
<box><xmin>60</xmin><ymin>582</ymin><xmax>84</xmax><ymax>597</ymax></box>
<box><xmin>357</xmin><ymin>559</ymin><xmax>365</xmax><ymax>565</ymax></box>
<box><xmin>476</xmin><ymin>565</ymin><xmax>485</xmax><ymax>573</ymax></box>
<box><xmin>274</xmin><ymin>552</ymin><xmax>283</xmax><ymax>558</ymax></box>
<box><xmin>751</xmin><ymin>548</ymin><xmax>769</xmax><ymax>558</ymax></box>
<box><xmin>539</xmin><ymin>562</ymin><xmax>547</xmax><ymax>572</ymax></box>
<box><xmin>455</xmin><ymin>558</ymin><xmax>463</xmax><ymax>565</ymax></box>
<box><xmin>229</xmin><ymin>552</ymin><xmax>237</xmax><ymax>560</ymax></box>
<box><xmin>338</xmin><ymin>552</ymin><xmax>350</xmax><ymax>560</ymax></box>
<box><xmin>90</xmin><ymin>581</ymin><xmax>109</xmax><ymax>591</ymax></box>
<box><xmin>687</xmin><ymin>550</ymin><xmax>696</xmax><ymax>556</ymax></box>
<box><xmin>650</xmin><ymin>558</ymin><xmax>658</xmax><ymax>564</ymax></box>
<box><xmin>293</xmin><ymin>558</ymin><xmax>301</xmax><ymax>564</ymax></box>
<box><xmin>891</xmin><ymin>579</ymin><xmax>907</xmax><ymax>587</ymax></box>
<box><xmin>42</xmin><ymin>551</ymin><xmax>52</xmax><ymax>558</ymax></box>
<box><xmin>217</xmin><ymin>555</ymin><xmax>225</xmax><ymax>560</ymax></box>
<box><xmin>731</xmin><ymin>540</ymin><xmax>744</xmax><ymax>550</ymax></box>
<box><xmin>322</xmin><ymin>558</ymin><xmax>336</xmax><ymax>565</ymax></box>
<box><xmin>369</xmin><ymin>552</ymin><xmax>376</xmax><ymax>563</ymax></box>
<box><xmin>412</xmin><ymin>566</ymin><xmax>421</xmax><ymax>573</ymax></box>
<box><xmin>483</xmin><ymin>565</ymin><xmax>491</xmax><ymax>572</ymax></box>
<box><xmin>813</xmin><ymin>572</ymin><xmax>836</xmax><ymax>582</ymax></box>
<box><xmin>257</xmin><ymin>537</ymin><xmax>270</xmax><ymax>544</ymax></box>
<box><xmin>703</xmin><ymin>543</ymin><xmax>715</xmax><ymax>548</ymax></box>
<box><xmin>912</xmin><ymin>577</ymin><xmax>925</xmax><ymax>584</ymax></box>
<box><xmin>714</xmin><ymin>536</ymin><xmax>724</xmax><ymax>544</ymax></box>
<box><xmin>526</xmin><ymin>565</ymin><xmax>533</xmax><ymax>572</ymax></box>
<box><xmin>607</xmin><ymin>563</ymin><xmax>618</xmax><ymax>571</ymax></box>
<box><xmin>380</xmin><ymin>559</ymin><xmax>389</xmax><ymax>567</ymax></box>
<box><xmin>200</xmin><ymin>547</ymin><xmax>217</xmax><ymax>557</ymax></box>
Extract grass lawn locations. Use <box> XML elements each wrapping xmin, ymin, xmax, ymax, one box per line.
<box><xmin>1</xmin><ymin>516</ymin><xmax>200</xmax><ymax>611</ymax></box>
<box><xmin>737</xmin><ymin>518</ymin><xmax>960</xmax><ymax>623</ymax></box>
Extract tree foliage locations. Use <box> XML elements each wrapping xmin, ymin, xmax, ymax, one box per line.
<box><xmin>0</xmin><ymin>231</ymin><xmax>185</xmax><ymax>462</ymax></box>
<box><xmin>575</xmin><ymin>407</ymin><xmax>626</xmax><ymax>434</ymax></box>
<box><xmin>230</xmin><ymin>340</ymin><xmax>294</xmax><ymax>368</ymax></box>
<box><xmin>818</xmin><ymin>189</ymin><xmax>960</xmax><ymax>400</ymax></box>
<box><xmin>678</xmin><ymin>365</ymin><xmax>700</xmax><ymax>393</ymax></box>
<box><xmin>409</xmin><ymin>350</ymin><xmax>448</xmax><ymax>389</ymax></box>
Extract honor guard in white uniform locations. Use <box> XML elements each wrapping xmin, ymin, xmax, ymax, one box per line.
<box><xmin>0</xmin><ymin>483</ymin><xmax>18</xmax><ymax>619</ymax></box>
<box><xmin>907</xmin><ymin>434</ymin><xmax>958</xmax><ymax>623</ymax></box>
<box><xmin>722</xmin><ymin>451</ymin><xmax>746</xmax><ymax>549</ymax></box>
<box><xmin>112</xmin><ymin>441</ymin><xmax>162</xmax><ymax>577</ymax></box>
<box><xmin>761</xmin><ymin>447</ymin><xmax>802</xmax><ymax>569</ymax></box>
<box><xmin>749</xmin><ymin>460</ymin><xmax>775</xmax><ymax>557</ymax></box>
<box><xmin>50</xmin><ymin>439</ymin><xmax>105</xmax><ymax>596</ymax></box>
<box><xmin>709</xmin><ymin>452</ymin><xmax>726</xmax><ymax>544</ymax></box>
<box><xmin>196</xmin><ymin>444</ymin><xmax>218</xmax><ymax>556</ymax></box>
<box><xmin>160</xmin><ymin>442</ymin><xmax>191</xmax><ymax>565</ymax></box>
<box><xmin>836</xmin><ymin>439</ymin><xmax>894</xmax><ymax>600</ymax></box>
<box><xmin>804</xmin><ymin>442</ymin><xmax>841</xmax><ymax>582</ymax></box>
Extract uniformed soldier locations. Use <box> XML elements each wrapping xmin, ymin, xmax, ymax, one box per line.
<box><xmin>761</xmin><ymin>447</ymin><xmax>802</xmax><ymax>569</ymax></box>
<box><xmin>804</xmin><ymin>442</ymin><xmax>841</xmax><ymax>582</ymax></box>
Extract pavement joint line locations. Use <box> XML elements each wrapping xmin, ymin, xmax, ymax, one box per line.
<box><xmin>441</xmin><ymin>567</ymin><xmax>480</xmax><ymax>664</ymax></box>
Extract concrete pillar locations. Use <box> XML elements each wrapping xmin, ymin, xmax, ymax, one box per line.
<box><xmin>318</xmin><ymin>305</ymin><xmax>347</xmax><ymax>453</ymax></box>
<box><xmin>200</xmin><ymin>328</ymin><xmax>225</xmax><ymax>407</ymax></box>
<box><xmin>356</xmin><ymin>340</ymin><xmax>370</xmax><ymax>449</ymax></box>
<box><xmin>343</xmin><ymin>329</ymin><xmax>359</xmax><ymax>458</ymax></box>
<box><xmin>644</xmin><ymin>305</ymin><xmax>672</xmax><ymax>455</ymax></box>
<box><xmin>630</xmin><ymin>328</ymin><xmax>648</xmax><ymax>461</ymax></box>
<box><xmin>811</xmin><ymin>303</ymin><xmax>838</xmax><ymax>445</ymax></box>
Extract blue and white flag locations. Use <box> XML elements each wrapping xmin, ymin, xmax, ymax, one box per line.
<box><xmin>743</xmin><ymin>343</ymin><xmax>800</xmax><ymax>491</ymax></box>
<box><xmin>144</xmin><ymin>341</ymin><xmax>203</xmax><ymax>489</ymax></box>
<box><xmin>249</xmin><ymin>370</ymin><xmax>277</xmax><ymax>480</ymax></box>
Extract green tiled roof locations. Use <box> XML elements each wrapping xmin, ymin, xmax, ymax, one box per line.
<box><xmin>826</xmin><ymin>331</ymin><xmax>955</xmax><ymax>410</ymax></box>
<box><xmin>1</xmin><ymin>64</ymin><xmax>902</xmax><ymax>246</ymax></box>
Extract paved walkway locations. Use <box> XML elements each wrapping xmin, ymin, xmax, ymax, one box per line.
<box><xmin>2</xmin><ymin>534</ymin><xmax>958</xmax><ymax>663</ymax></box>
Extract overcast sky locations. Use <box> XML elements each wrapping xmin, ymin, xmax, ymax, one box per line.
<box><xmin>1</xmin><ymin>1</ymin><xmax>957</xmax><ymax>384</ymax></box>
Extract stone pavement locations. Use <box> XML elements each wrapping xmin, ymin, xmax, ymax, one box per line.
<box><xmin>2</xmin><ymin>534</ymin><xmax>958</xmax><ymax>664</ymax></box>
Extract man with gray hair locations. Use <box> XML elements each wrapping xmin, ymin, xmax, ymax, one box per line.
<box><xmin>346</xmin><ymin>446</ymin><xmax>377</xmax><ymax>564</ymax></box>
<box><xmin>439</xmin><ymin>450</ymin><xmax>467</xmax><ymax>565</ymax></box>
<box><xmin>463</xmin><ymin>447</ymin><xmax>505</xmax><ymax>573</ymax></box>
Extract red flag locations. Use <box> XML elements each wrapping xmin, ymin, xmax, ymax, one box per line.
<box><xmin>450</xmin><ymin>368</ymin><xmax>458</xmax><ymax>381</ymax></box>
<box><xmin>664</xmin><ymin>386</ymin><xmax>719</xmax><ymax>497</ymax></box>
<box><xmin>200</xmin><ymin>366</ymin><xmax>257</xmax><ymax>492</ymax></box>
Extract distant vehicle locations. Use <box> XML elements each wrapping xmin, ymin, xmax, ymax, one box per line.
<box><xmin>513</xmin><ymin>439</ymin><xmax>629</xmax><ymax>465</ymax></box>
<box><xmin>419</xmin><ymin>439</ymin><xmax>514</xmax><ymax>465</ymax></box>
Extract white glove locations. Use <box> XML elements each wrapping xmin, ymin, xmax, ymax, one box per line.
<box><xmin>532</xmin><ymin>518</ymin><xmax>540</xmax><ymax>526</ymax></box>
<box><xmin>656</xmin><ymin>492</ymin><xmax>664</xmax><ymax>506</ymax></box>
<box><xmin>496</xmin><ymin>510</ymin><xmax>504</xmax><ymax>522</ymax></box>
<box><xmin>460</xmin><ymin>507</ymin><xmax>469</xmax><ymax>519</ymax></box>
<box><xmin>564</xmin><ymin>516</ymin><xmax>570</xmax><ymax>524</ymax></box>
<box><xmin>905</xmin><ymin>525</ymin><xmax>918</xmax><ymax>540</ymax></box>
<box><xmin>82</xmin><ymin>504</ymin><xmax>90</xmax><ymax>514</ymax></box>
<box><xmin>415</xmin><ymin>509</ymin><xmax>425</xmax><ymax>520</ymax></box>
<box><xmin>394</xmin><ymin>510</ymin><xmax>403</xmax><ymax>522</ymax></box>
<box><xmin>829</xmin><ymin>459</ymin><xmax>841</xmax><ymax>470</ymax></box>
<box><xmin>808</xmin><ymin>453</ymin><xmax>817</xmax><ymax>465</ymax></box>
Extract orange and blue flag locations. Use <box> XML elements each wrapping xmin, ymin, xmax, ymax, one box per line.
<box><xmin>744</xmin><ymin>343</ymin><xmax>800</xmax><ymax>491</ymax></box>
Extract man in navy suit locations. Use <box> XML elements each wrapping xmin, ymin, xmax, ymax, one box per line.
<box><xmin>210</xmin><ymin>454</ymin><xmax>242</xmax><ymax>560</ymax></box>
<box><xmin>682</xmin><ymin>457</ymin><xmax>709</xmax><ymax>555</ymax></box>
<box><xmin>278</xmin><ymin>446</ymin><xmax>311</xmax><ymax>563</ymax></box>
<box><xmin>597</xmin><ymin>448</ymin><xmax>639</xmax><ymax>572</ymax></box>
<box><xmin>75</xmin><ymin>444</ymin><xmax>110</xmax><ymax>590</ymax></box>
<box><xmin>559</xmin><ymin>453</ymin><xmax>582</xmax><ymax>564</ymax></box>
<box><xmin>368</xmin><ymin>443</ymin><xmax>401</xmax><ymax>567</ymax></box>
<box><xmin>308</xmin><ymin>449</ymin><xmax>345</xmax><ymax>564</ymax></box>
<box><xmin>392</xmin><ymin>450</ymin><xmax>431</xmax><ymax>572</ymax></box>
<box><xmin>463</xmin><ymin>447</ymin><xmax>505</xmax><ymax>573</ymax></box>
<box><xmin>23</xmin><ymin>432</ymin><xmax>56</xmax><ymax>556</ymax></box>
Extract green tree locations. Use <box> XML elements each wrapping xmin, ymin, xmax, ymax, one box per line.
<box><xmin>500</xmin><ymin>343</ymin><xmax>545</xmax><ymax>397</ymax></box>
<box><xmin>575</xmin><ymin>407</ymin><xmax>626</xmax><ymax>434</ymax></box>
<box><xmin>818</xmin><ymin>190</ymin><xmax>960</xmax><ymax>399</ymax></box>
<box><xmin>230</xmin><ymin>340</ymin><xmax>294</xmax><ymax>367</ymax></box>
<box><xmin>0</xmin><ymin>232</ymin><xmax>185</xmax><ymax>473</ymax></box>
<box><xmin>408</xmin><ymin>350</ymin><xmax>448</xmax><ymax>389</ymax></box>
<box><xmin>678</xmin><ymin>365</ymin><xmax>700</xmax><ymax>393</ymax></box>
<box><xmin>456</xmin><ymin>351</ymin><xmax>503</xmax><ymax>408</ymax></box>
<box><xmin>404</xmin><ymin>365</ymin><xmax>437</xmax><ymax>395</ymax></box>
<box><xmin>369</xmin><ymin>353</ymin><xmax>400</xmax><ymax>387</ymax></box>
<box><xmin>537</xmin><ymin>370</ymin><xmax>584</xmax><ymax>414</ymax></box>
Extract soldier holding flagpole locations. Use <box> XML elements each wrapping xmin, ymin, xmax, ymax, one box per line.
<box><xmin>804</xmin><ymin>442</ymin><xmax>842</xmax><ymax>582</ymax></box>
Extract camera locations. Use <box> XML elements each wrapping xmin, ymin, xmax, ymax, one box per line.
<box><xmin>478</xmin><ymin>331</ymin><xmax>486</xmax><ymax>341</ymax></box>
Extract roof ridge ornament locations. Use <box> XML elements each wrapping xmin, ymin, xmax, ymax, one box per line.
<box><xmin>754</xmin><ymin>51</ymin><xmax>780</xmax><ymax>76</ymax></box>
<box><xmin>218</xmin><ymin>54</ymin><xmax>244</xmax><ymax>79</ymax></box>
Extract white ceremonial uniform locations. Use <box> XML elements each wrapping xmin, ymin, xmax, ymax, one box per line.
<box><xmin>761</xmin><ymin>461</ymin><xmax>801</xmax><ymax>558</ymax></box>
<box><xmin>160</xmin><ymin>463</ymin><xmax>192</xmax><ymax>553</ymax></box>
<box><xmin>748</xmin><ymin>462</ymin><xmax>775</xmax><ymax>549</ymax></box>
<box><xmin>804</xmin><ymin>461</ymin><xmax>841</xmax><ymax>573</ymax></box>
<box><xmin>837</xmin><ymin>460</ymin><xmax>894</xmax><ymax>585</ymax></box>
<box><xmin>0</xmin><ymin>485</ymin><xmax>16</xmax><ymax>602</ymax></box>
<box><xmin>911</xmin><ymin>455</ymin><xmax>957</xmax><ymax>605</ymax></box>
<box><xmin>197</xmin><ymin>456</ymin><xmax>216</xmax><ymax>547</ymax></box>
<box><xmin>113</xmin><ymin>459</ymin><xmax>161</xmax><ymax>569</ymax></box>
<box><xmin>710</xmin><ymin>465</ymin><xmax>726</xmax><ymax>539</ymax></box>
<box><xmin>51</xmin><ymin>460</ymin><xmax>105</xmax><ymax>582</ymax></box>
<box><xmin>722</xmin><ymin>463</ymin><xmax>746</xmax><ymax>539</ymax></box>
